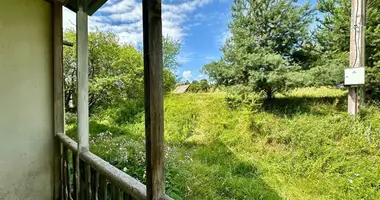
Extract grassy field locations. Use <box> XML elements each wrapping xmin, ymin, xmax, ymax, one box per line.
<box><xmin>67</xmin><ymin>87</ymin><xmax>380</xmax><ymax>199</ymax></box>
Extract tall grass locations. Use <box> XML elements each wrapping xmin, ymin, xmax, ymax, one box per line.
<box><xmin>66</xmin><ymin>87</ymin><xmax>380</xmax><ymax>199</ymax></box>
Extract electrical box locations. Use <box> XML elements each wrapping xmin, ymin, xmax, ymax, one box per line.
<box><xmin>344</xmin><ymin>67</ymin><xmax>365</xmax><ymax>86</ymax></box>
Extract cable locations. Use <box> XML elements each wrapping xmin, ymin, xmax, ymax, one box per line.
<box><xmin>352</xmin><ymin>0</ymin><xmax>360</xmax><ymax>68</ymax></box>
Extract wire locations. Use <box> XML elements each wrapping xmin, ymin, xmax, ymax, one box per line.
<box><xmin>352</xmin><ymin>0</ymin><xmax>359</xmax><ymax>68</ymax></box>
<box><xmin>352</xmin><ymin>0</ymin><xmax>364</xmax><ymax>69</ymax></box>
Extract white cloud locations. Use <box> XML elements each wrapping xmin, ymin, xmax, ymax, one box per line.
<box><xmin>217</xmin><ymin>30</ymin><xmax>231</xmax><ymax>46</ymax></box>
<box><xmin>177</xmin><ymin>52</ymin><xmax>195</xmax><ymax>64</ymax></box>
<box><xmin>205</xmin><ymin>56</ymin><xmax>216</xmax><ymax>60</ymax></box>
<box><xmin>63</xmin><ymin>0</ymin><xmax>213</xmax><ymax>45</ymax></box>
<box><xmin>182</xmin><ymin>70</ymin><xmax>193</xmax><ymax>81</ymax></box>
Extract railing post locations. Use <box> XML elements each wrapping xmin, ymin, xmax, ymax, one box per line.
<box><xmin>142</xmin><ymin>0</ymin><xmax>165</xmax><ymax>199</ymax></box>
<box><xmin>53</xmin><ymin>1</ymin><xmax>64</xmax><ymax>199</ymax></box>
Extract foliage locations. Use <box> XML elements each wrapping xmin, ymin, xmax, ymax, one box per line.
<box><xmin>203</xmin><ymin>0</ymin><xmax>314</xmax><ymax>98</ymax></box>
<box><xmin>225</xmin><ymin>85</ymin><xmax>263</xmax><ymax>111</ymax></box>
<box><xmin>63</xmin><ymin>30</ymin><xmax>180</xmax><ymax>113</ymax></box>
<box><xmin>163</xmin><ymin>37</ymin><xmax>182</xmax><ymax>71</ymax></box>
<box><xmin>63</xmin><ymin>30</ymin><xmax>144</xmax><ymax>113</ymax></box>
<box><xmin>316</xmin><ymin>0</ymin><xmax>380</xmax><ymax>101</ymax></box>
<box><xmin>187</xmin><ymin>79</ymin><xmax>210</xmax><ymax>93</ymax></box>
<box><xmin>202</xmin><ymin>0</ymin><xmax>380</xmax><ymax>102</ymax></box>
<box><xmin>66</xmin><ymin>88</ymin><xmax>380</xmax><ymax>199</ymax></box>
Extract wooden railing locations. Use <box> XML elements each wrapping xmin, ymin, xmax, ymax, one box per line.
<box><xmin>56</xmin><ymin>133</ymin><xmax>173</xmax><ymax>200</ymax></box>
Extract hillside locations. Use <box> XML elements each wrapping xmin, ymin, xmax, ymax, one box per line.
<box><xmin>67</xmin><ymin>87</ymin><xmax>380</xmax><ymax>200</ymax></box>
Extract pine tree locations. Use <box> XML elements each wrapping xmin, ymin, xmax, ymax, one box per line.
<box><xmin>316</xmin><ymin>0</ymin><xmax>380</xmax><ymax>101</ymax></box>
<box><xmin>204</xmin><ymin>0</ymin><xmax>313</xmax><ymax>98</ymax></box>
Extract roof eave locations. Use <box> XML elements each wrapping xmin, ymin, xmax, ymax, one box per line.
<box><xmin>64</xmin><ymin>0</ymin><xmax>107</xmax><ymax>16</ymax></box>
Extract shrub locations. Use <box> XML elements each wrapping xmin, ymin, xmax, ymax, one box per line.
<box><xmin>225</xmin><ymin>85</ymin><xmax>263</xmax><ymax>111</ymax></box>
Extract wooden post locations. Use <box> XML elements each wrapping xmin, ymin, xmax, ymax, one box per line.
<box><xmin>348</xmin><ymin>0</ymin><xmax>365</xmax><ymax>115</ymax></box>
<box><xmin>77</xmin><ymin>0</ymin><xmax>89</xmax><ymax>152</ymax></box>
<box><xmin>77</xmin><ymin>1</ymin><xmax>89</xmax><ymax>199</ymax></box>
<box><xmin>142</xmin><ymin>0</ymin><xmax>165</xmax><ymax>199</ymax></box>
<box><xmin>53</xmin><ymin>1</ymin><xmax>64</xmax><ymax>199</ymax></box>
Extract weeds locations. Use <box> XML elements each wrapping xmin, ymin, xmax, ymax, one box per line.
<box><xmin>66</xmin><ymin>87</ymin><xmax>380</xmax><ymax>199</ymax></box>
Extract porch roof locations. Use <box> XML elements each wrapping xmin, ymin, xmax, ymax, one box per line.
<box><xmin>64</xmin><ymin>0</ymin><xmax>107</xmax><ymax>16</ymax></box>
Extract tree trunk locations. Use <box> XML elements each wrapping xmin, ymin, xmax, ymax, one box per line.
<box><xmin>266</xmin><ymin>88</ymin><xmax>274</xmax><ymax>99</ymax></box>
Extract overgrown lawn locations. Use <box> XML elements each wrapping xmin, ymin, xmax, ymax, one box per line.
<box><xmin>66</xmin><ymin>87</ymin><xmax>380</xmax><ymax>199</ymax></box>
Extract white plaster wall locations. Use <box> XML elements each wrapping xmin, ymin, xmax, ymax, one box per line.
<box><xmin>0</xmin><ymin>0</ymin><xmax>54</xmax><ymax>199</ymax></box>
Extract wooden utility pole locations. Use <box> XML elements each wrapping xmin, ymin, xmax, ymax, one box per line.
<box><xmin>348</xmin><ymin>0</ymin><xmax>365</xmax><ymax>115</ymax></box>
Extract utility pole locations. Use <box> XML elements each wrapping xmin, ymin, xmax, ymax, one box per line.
<box><xmin>348</xmin><ymin>0</ymin><xmax>365</xmax><ymax>115</ymax></box>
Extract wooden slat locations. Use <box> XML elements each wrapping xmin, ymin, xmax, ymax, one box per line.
<box><xmin>60</xmin><ymin>143</ymin><xmax>64</xmax><ymax>200</ymax></box>
<box><xmin>111</xmin><ymin>184</ymin><xmax>118</xmax><ymax>200</ymax></box>
<box><xmin>93</xmin><ymin>170</ymin><xmax>99</xmax><ymax>200</ymax></box>
<box><xmin>117</xmin><ymin>187</ymin><xmax>122</xmax><ymax>200</ymax></box>
<box><xmin>56</xmin><ymin>134</ymin><xmax>147</xmax><ymax>199</ymax></box>
<box><xmin>63</xmin><ymin>146</ymin><xmax>69</xmax><ymax>200</ymax></box>
<box><xmin>142</xmin><ymin>0</ymin><xmax>165</xmax><ymax>199</ymax></box>
<box><xmin>90</xmin><ymin>168</ymin><xmax>97</xmax><ymax>200</ymax></box>
<box><xmin>99</xmin><ymin>174</ymin><xmax>107</xmax><ymax>200</ymax></box>
<box><xmin>87</xmin><ymin>165</ymin><xmax>92</xmax><ymax>199</ymax></box>
<box><xmin>64</xmin><ymin>147</ymin><xmax>72</xmax><ymax>200</ymax></box>
<box><xmin>68</xmin><ymin>151</ymin><xmax>73</xmax><ymax>200</ymax></box>
<box><xmin>52</xmin><ymin>1</ymin><xmax>64</xmax><ymax>199</ymax></box>
<box><xmin>80</xmin><ymin>160</ymin><xmax>87</xmax><ymax>200</ymax></box>
<box><xmin>80</xmin><ymin>152</ymin><xmax>146</xmax><ymax>200</ymax></box>
<box><xmin>123</xmin><ymin>192</ymin><xmax>133</xmax><ymax>200</ymax></box>
<box><xmin>73</xmin><ymin>153</ymin><xmax>79</xmax><ymax>200</ymax></box>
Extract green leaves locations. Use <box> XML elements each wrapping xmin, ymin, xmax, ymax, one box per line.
<box><xmin>204</xmin><ymin>0</ymin><xmax>314</xmax><ymax>98</ymax></box>
<box><xmin>63</xmin><ymin>30</ymin><xmax>180</xmax><ymax>113</ymax></box>
<box><xmin>316</xmin><ymin>0</ymin><xmax>380</xmax><ymax>101</ymax></box>
<box><xmin>163</xmin><ymin>37</ymin><xmax>181</xmax><ymax>71</ymax></box>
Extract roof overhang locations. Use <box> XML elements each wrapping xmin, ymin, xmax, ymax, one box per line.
<box><xmin>57</xmin><ymin>0</ymin><xmax>107</xmax><ymax>16</ymax></box>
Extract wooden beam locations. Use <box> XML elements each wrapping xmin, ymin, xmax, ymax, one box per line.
<box><xmin>142</xmin><ymin>0</ymin><xmax>165</xmax><ymax>199</ymax></box>
<box><xmin>53</xmin><ymin>1</ymin><xmax>64</xmax><ymax>199</ymax></box>
<box><xmin>76</xmin><ymin>0</ymin><xmax>89</xmax><ymax>152</ymax></box>
<box><xmin>63</xmin><ymin>40</ymin><xmax>74</xmax><ymax>47</ymax></box>
<box><xmin>87</xmin><ymin>0</ymin><xmax>108</xmax><ymax>16</ymax></box>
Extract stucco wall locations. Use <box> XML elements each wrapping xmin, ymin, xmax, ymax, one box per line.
<box><xmin>0</xmin><ymin>0</ymin><xmax>54</xmax><ymax>199</ymax></box>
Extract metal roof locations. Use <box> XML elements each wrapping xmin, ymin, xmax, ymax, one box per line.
<box><xmin>64</xmin><ymin>0</ymin><xmax>107</xmax><ymax>16</ymax></box>
<box><xmin>173</xmin><ymin>84</ymin><xmax>191</xmax><ymax>94</ymax></box>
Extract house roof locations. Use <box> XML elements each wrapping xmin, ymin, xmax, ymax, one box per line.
<box><xmin>64</xmin><ymin>0</ymin><xmax>107</xmax><ymax>16</ymax></box>
<box><xmin>173</xmin><ymin>84</ymin><xmax>191</xmax><ymax>94</ymax></box>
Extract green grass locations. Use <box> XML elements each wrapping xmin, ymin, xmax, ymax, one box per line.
<box><xmin>66</xmin><ymin>87</ymin><xmax>380</xmax><ymax>199</ymax></box>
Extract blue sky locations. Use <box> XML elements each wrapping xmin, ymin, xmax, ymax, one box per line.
<box><xmin>63</xmin><ymin>0</ymin><xmax>319</xmax><ymax>82</ymax></box>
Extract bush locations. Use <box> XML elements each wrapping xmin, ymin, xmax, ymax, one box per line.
<box><xmin>225</xmin><ymin>85</ymin><xmax>263</xmax><ymax>111</ymax></box>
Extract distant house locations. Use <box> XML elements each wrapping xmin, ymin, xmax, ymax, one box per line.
<box><xmin>173</xmin><ymin>84</ymin><xmax>191</xmax><ymax>94</ymax></box>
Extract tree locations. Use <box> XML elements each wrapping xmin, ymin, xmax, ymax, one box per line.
<box><xmin>316</xmin><ymin>0</ymin><xmax>380</xmax><ymax>101</ymax></box>
<box><xmin>64</xmin><ymin>30</ymin><xmax>144</xmax><ymax>113</ymax></box>
<box><xmin>199</xmin><ymin>79</ymin><xmax>210</xmax><ymax>92</ymax></box>
<box><xmin>188</xmin><ymin>80</ymin><xmax>200</xmax><ymax>92</ymax></box>
<box><xmin>187</xmin><ymin>79</ymin><xmax>209</xmax><ymax>93</ymax></box>
<box><xmin>162</xmin><ymin>37</ymin><xmax>181</xmax><ymax>92</ymax></box>
<box><xmin>63</xmin><ymin>30</ymin><xmax>181</xmax><ymax>113</ymax></box>
<box><xmin>203</xmin><ymin>0</ymin><xmax>313</xmax><ymax>98</ymax></box>
<box><xmin>163</xmin><ymin>37</ymin><xmax>181</xmax><ymax>71</ymax></box>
